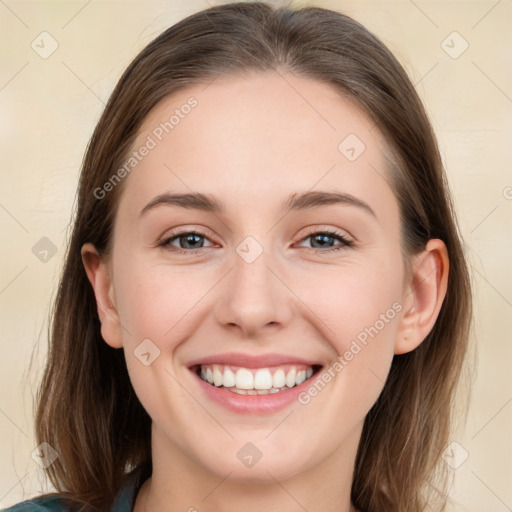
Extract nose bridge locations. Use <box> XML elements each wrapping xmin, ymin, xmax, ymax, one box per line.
<box><xmin>214</xmin><ymin>235</ymin><xmax>292</xmax><ymax>333</ymax></box>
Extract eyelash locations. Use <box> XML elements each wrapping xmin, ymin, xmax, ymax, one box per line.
<box><xmin>158</xmin><ymin>228</ymin><xmax>354</xmax><ymax>255</ymax></box>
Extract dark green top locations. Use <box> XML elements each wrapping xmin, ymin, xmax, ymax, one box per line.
<box><xmin>1</xmin><ymin>468</ymin><xmax>146</xmax><ymax>512</ymax></box>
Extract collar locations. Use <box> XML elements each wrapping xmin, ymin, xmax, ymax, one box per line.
<box><xmin>111</xmin><ymin>466</ymin><xmax>148</xmax><ymax>512</ymax></box>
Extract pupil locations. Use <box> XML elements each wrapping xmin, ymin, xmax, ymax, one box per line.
<box><xmin>313</xmin><ymin>234</ymin><xmax>333</xmax><ymax>248</ymax></box>
<box><xmin>182</xmin><ymin>234</ymin><xmax>202</xmax><ymax>248</ymax></box>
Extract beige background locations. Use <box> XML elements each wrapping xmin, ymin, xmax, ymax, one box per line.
<box><xmin>1</xmin><ymin>0</ymin><xmax>511</xmax><ymax>510</ymax></box>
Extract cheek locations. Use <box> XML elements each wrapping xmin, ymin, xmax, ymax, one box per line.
<box><xmin>113</xmin><ymin>262</ymin><xmax>199</xmax><ymax>419</ymax></box>
<box><xmin>113</xmin><ymin>258</ymin><xmax>206</xmax><ymax>344</ymax></box>
<box><xmin>297</xmin><ymin>261</ymin><xmax>402</xmax><ymax>402</ymax></box>
<box><xmin>110</xmin><ymin>260</ymin><xmax>214</xmax><ymax>414</ymax></box>
<box><xmin>297</xmin><ymin>259</ymin><xmax>403</xmax><ymax>341</ymax></box>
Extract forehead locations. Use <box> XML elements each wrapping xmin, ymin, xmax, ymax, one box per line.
<box><xmin>118</xmin><ymin>70</ymin><xmax>398</xmax><ymax>226</ymax></box>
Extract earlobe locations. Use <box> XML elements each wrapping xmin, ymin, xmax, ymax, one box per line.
<box><xmin>81</xmin><ymin>243</ymin><xmax>123</xmax><ymax>349</ymax></box>
<box><xmin>394</xmin><ymin>239</ymin><xmax>449</xmax><ymax>355</ymax></box>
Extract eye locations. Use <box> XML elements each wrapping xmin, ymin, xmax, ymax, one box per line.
<box><xmin>158</xmin><ymin>230</ymin><xmax>215</xmax><ymax>254</ymax></box>
<box><xmin>296</xmin><ymin>229</ymin><xmax>354</xmax><ymax>253</ymax></box>
<box><xmin>157</xmin><ymin>228</ymin><xmax>354</xmax><ymax>256</ymax></box>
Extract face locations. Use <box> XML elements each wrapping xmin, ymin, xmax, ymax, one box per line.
<box><xmin>89</xmin><ymin>71</ymin><xmax>412</xmax><ymax>483</ymax></box>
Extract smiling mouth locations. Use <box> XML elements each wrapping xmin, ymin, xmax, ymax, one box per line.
<box><xmin>193</xmin><ymin>363</ymin><xmax>323</xmax><ymax>395</ymax></box>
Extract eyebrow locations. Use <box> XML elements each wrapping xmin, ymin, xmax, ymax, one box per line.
<box><xmin>139</xmin><ymin>190</ymin><xmax>376</xmax><ymax>218</ymax></box>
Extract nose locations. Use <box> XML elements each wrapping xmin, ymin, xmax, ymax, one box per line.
<box><xmin>214</xmin><ymin>244</ymin><xmax>294</xmax><ymax>337</ymax></box>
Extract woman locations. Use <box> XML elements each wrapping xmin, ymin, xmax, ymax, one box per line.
<box><xmin>4</xmin><ymin>2</ymin><xmax>472</xmax><ymax>511</ymax></box>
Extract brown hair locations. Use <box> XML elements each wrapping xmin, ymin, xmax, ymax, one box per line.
<box><xmin>33</xmin><ymin>2</ymin><xmax>473</xmax><ymax>511</ymax></box>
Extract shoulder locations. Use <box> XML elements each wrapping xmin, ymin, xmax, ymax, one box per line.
<box><xmin>1</xmin><ymin>496</ymin><xmax>69</xmax><ymax>511</ymax></box>
<box><xmin>2</xmin><ymin>465</ymin><xmax>148</xmax><ymax>512</ymax></box>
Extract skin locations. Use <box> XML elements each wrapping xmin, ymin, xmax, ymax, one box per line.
<box><xmin>82</xmin><ymin>69</ymin><xmax>448</xmax><ymax>512</ymax></box>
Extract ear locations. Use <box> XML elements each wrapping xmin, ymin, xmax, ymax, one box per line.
<box><xmin>394</xmin><ymin>238</ymin><xmax>449</xmax><ymax>354</ymax></box>
<box><xmin>81</xmin><ymin>243</ymin><xmax>123</xmax><ymax>349</ymax></box>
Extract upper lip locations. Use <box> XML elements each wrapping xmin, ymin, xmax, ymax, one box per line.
<box><xmin>188</xmin><ymin>352</ymin><xmax>322</xmax><ymax>369</ymax></box>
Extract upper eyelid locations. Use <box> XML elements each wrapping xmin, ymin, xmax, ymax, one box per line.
<box><xmin>161</xmin><ymin>230</ymin><xmax>217</xmax><ymax>246</ymax></box>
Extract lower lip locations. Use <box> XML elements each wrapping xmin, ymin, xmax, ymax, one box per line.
<box><xmin>190</xmin><ymin>368</ymin><xmax>321</xmax><ymax>414</ymax></box>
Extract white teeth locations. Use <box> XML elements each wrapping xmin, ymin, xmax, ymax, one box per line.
<box><xmin>213</xmin><ymin>366</ymin><xmax>223</xmax><ymax>387</ymax></box>
<box><xmin>254</xmin><ymin>368</ymin><xmax>273</xmax><ymax>390</ymax></box>
<box><xmin>272</xmin><ymin>369</ymin><xmax>286</xmax><ymax>388</ymax></box>
<box><xmin>295</xmin><ymin>370</ymin><xmax>306</xmax><ymax>385</ymax></box>
<box><xmin>235</xmin><ymin>368</ymin><xmax>254</xmax><ymax>390</ymax></box>
<box><xmin>223</xmin><ymin>368</ymin><xmax>236</xmax><ymax>387</ymax></box>
<box><xmin>285</xmin><ymin>368</ymin><xmax>296</xmax><ymax>388</ymax></box>
<box><xmin>199</xmin><ymin>363</ymin><xmax>317</xmax><ymax>392</ymax></box>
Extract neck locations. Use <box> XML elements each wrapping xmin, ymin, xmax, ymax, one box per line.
<box><xmin>134</xmin><ymin>423</ymin><xmax>363</xmax><ymax>512</ymax></box>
